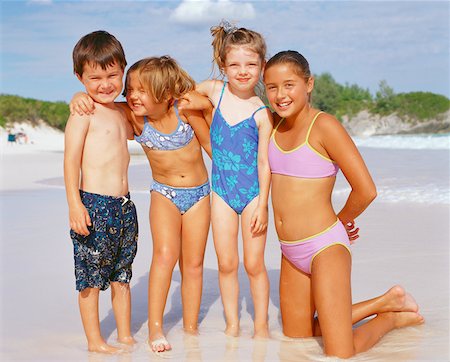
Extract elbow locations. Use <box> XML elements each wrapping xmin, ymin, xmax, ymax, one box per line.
<box><xmin>365</xmin><ymin>185</ymin><xmax>377</xmax><ymax>204</ymax></box>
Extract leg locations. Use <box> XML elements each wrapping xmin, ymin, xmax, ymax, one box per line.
<box><xmin>279</xmin><ymin>255</ymin><xmax>316</xmax><ymax>337</ymax></box>
<box><xmin>312</xmin><ymin>245</ymin><xmax>354</xmax><ymax>357</ymax></box>
<box><xmin>79</xmin><ymin>288</ymin><xmax>122</xmax><ymax>353</ymax></box>
<box><xmin>148</xmin><ymin>192</ymin><xmax>182</xmax><ymax>352</ymax></box>
<box><xmin>312</xmin><ymin>246</ymin><xmax>424</xmax><ymax>358</ymax></box>
<box><xmin>111</xmin><ymin>282</ymin><xmax>135</xmax><ymax>345</ymax></box>
<box><xmin>241</xmin><ymin>197</ymin><xmax>270</xmax><ymax>338</ymax></box>
<box><xmin>111</xmin><ymin>200</ymin><xmax>138</xmax><ymax>345</ymax></box>
<box><xmin>211</xmin><ymin>192</ymin><xmax>240</xmax><ymax>336</ymax></box>
<box><xmin>179</xmin><ymin>195</ymin><xmax>211</xmax><ymax>333</ymax></box>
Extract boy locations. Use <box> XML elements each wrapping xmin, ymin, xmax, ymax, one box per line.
<box><xmin>64</xmin><ymin>30</ymin><xmax>138</xmax><ymax>353</ymax></box>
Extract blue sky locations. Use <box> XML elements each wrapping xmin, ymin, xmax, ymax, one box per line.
<box><xmin>1</xmin><ymin>0</ymin><xmax>449</xmax><ymax>102</ymax></box>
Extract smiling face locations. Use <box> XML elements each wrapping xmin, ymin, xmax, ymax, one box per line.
<box><xmin>264</xmin><ymin>63</ymin><xmax>314</xmax><ymax>119</ymax></box>
<box><xmin>76</xmin><ymin>61</ymin><xmax>123</xmax><ymax>105</ymax></box>
<box><xmin>223</xmin><ymin>46</ymin><xmax>263</xmax><ymax>94</ymax></box>
<box><xmin>125</xmin><ymin>70</ymin><xmax>169</xmax><ymax>118</ymax></box>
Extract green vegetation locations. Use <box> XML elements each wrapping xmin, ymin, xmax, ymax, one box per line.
<box><xmin>0</xmin><ymin>94</ymin><xmax>69</xmax><ymax>130</ymax></box>
<box><xmin>311</xmin><ymin>74</ymin><xmax>450</xmax><ymax>122</ymax></box>
<box><xmin>1</xmin><ymin>77</ymin><xmax>449</xmax><ymax>131</ymax></box>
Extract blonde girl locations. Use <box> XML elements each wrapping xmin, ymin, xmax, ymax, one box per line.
<box><xmin>184</xmin><ymin>22</ymin><xmax>273</xmax><ymax>338</ymax></box>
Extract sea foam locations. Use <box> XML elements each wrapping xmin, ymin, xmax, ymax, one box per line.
<box><xmin>353</xmin><ymin>134</ymin><xmax>450</xmax><ymax>150</ymax></box>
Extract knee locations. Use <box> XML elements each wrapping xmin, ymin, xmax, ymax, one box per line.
<box><xmin>218</xmin><ymin>257</ymin><xmax>239</xmax><ymax>275</ymax></box>
<box><xmin>182</xmin><ymin>258</ymin><xmax>204</xmax><ymax>279</ymax></box>
<box><xmin>152</xmin><ymin>247</ymin><xmax>178</xmax><ymax>269</ymax></box>
<box><xmin>243</xmin><ymin>257</ymin><xmax>265</xmax><ymax>278</ymax></box>
<box><xmin>282</xmin><ymin>317</ymin><xmax>314</xmax><ymax>338</ymax></box>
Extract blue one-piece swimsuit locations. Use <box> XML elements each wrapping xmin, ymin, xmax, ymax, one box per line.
<box><xmin>210</xmin><ymin>82</ymin><xmax>267</xmax><ymax>214</ymax></box>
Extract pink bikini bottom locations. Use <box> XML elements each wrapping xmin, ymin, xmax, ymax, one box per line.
<box><xmin>279</xmin><ymin>219</ymin><xmax>351</xmax><ymax>274</ymax></box>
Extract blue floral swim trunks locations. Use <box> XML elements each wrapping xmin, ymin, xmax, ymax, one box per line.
<box><xmin>70</xmin><ymin>190</ymin><xmax>138</xmax><ymax>291</ymax></box>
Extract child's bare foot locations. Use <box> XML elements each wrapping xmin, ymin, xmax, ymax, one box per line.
<box><xmin>381</xmin><ymin>285</ymin><xmax>419</xmax><ymax>313</ymax></box>
<box><xmin>117</xmin><ymin>336</ymin><xmax>137</xmax><ymax>346</ymax></box>
<box><xmin>88</xmin><ymin>342</ymin><xmax>124</xmax><ymax>354</ymax></box>
<box><xmin>183</xmin><ymin>324</ymin><xmax>199</xmax><ymax>335</ymax></box>
<box><xmin>253</xmin><ymin>325</ymin><xmax>269</xmax><ymax>339</ymax></box>
<box><xmin>224</xmin><ymin>323</ymin><xmax>240</xmax><ymax>337</ymax></box>
<box><xmin>149</xmin><ymin>334</ymin><xmax>171</xmax><ymax>353</ymax></box>
<box><xmin>392</xmin><ymin>311</ymin><xmax>425</xmax><ymax>329</ymax></box>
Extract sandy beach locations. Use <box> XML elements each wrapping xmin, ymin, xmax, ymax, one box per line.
<box><xmin>0</xmin><ymin>124</ymin><xmax>449</xmax><ymax>361</ymax></box>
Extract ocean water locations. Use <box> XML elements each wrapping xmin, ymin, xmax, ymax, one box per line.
<box><xmin>353</xmin><ymin>133</ymin><xmax>450</xmax><ymax>150</ymax></box>
<box><xmin>127</xmin><ymin>134</ymin><xmax>450</xmax><ymax>206</ymax></box>
<box><xmin>347</xmin><ymin>134</ymin><xmax>450</xmax><ymax>205</ymax></box>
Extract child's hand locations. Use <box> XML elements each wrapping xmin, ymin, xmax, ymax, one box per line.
<box><xmin>69</xmin><ymin>92</ymin><xmax>95</xmax><ymax>116</ymax></box>
<box><xmin>69</xmin><ymin>203</ymin><xmax>92</xmax><ymax>236</ymax></box>
<box><xmin>343</xmin><ymin>220</ymin><xmax>359</xmax><ymax>244</ymax></box>
<box><xmin>250</xmin><ymin>205</ymin><xmax>268</xmax><ymax>235</ymax></box>
<box><xmin>178</xmin><ymin>91</ymin><xmax>211</xmax><ymax>111</ymax></box>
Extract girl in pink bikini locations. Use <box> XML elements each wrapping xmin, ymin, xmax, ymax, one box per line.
<box><xmin>264</xmin><ymin>50</ymin><xmax>424</xmax><ymax>358</ymax></box>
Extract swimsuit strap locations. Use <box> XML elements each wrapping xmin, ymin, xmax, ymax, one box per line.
<box><xmin>305</xmin><ymin>111</ymin><xmax>324</xmax><ymax>142</ymax></box>
<box><xmin>216</xmin><ymin>81</ymin><xmax>227</xmax><ymax>109</ymax></box>
<box><xmin>271</xmin><ymin>117</ymin><xmax>285</xmax><ymax>137</ymax></box>
<box><xmin>143</xmin><ymin>116</ymin><xmax>149</xmax><ymax>124</ymax></box>
<box><xmin>251</xmin><ymin>105</ymin><xmax>268</xmax><ymax>118</ymax></box>
<box><xmin>173</xmin><ymin>100</ymin><xmax>183</xmax><ymax>127</ymax></box>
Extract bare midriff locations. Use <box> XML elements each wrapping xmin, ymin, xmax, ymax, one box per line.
<box><xmin>144</xmin><ymin>137</ymin><xmax>208</xmax><ymax>187</ymax></box>
<box><xmin>271</xmin><ymin>174</ymin><xmax>337</xmax><ymax>241</ymax></box>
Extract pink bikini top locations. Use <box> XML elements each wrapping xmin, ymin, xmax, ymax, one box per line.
<box><xmin>268</xmin><ymin>111</ymin><xmax>339</xmax><ymax>178</ymax></box>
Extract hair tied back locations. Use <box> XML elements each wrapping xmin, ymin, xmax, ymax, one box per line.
<box><xmin>220</xmin><ymin>19</ymin><xmax>238</xmax><ymax>34</ymax></box>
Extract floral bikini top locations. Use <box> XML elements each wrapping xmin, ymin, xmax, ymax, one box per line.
<box><xmin>134</xmin><ymin>101</ymin><xmax>194</xmax><ymax>151</ymax></box>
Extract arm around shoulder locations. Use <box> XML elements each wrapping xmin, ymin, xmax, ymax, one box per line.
<box><xmin>183</xmin><ymin>108</ymin><xmax>212</xmax><ymax>158</ymax></box>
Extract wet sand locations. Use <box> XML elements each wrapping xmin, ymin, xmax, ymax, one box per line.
<box><xmin>0</xmin><ymin>148</ymin><xmax>448</xmax><ymax>361</ymax></box>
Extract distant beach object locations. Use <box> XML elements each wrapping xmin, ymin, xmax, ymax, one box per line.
<box><xmin>7</xmin><ymin>131</ymin><xmax>16</xmax><ymax>144</ymax></box>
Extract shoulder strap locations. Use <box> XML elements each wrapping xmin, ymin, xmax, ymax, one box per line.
<box><xmin>216</xmin><ymin>81</ymin><xmax>227</xmax><ymax>109</ymax></box>
<box><xmin>143</xmin><ymin>116</ymin><xmax>149</xmax><ymax>124</ymax></box>
<box><xmin>271</xmin><ymin>118</ymin><xmax>284</xmax><ymax>137</ymax></box>
<box><xmin>251</xmin><ymin>105</ymin><xmax>268</xmax><ymax>118</ymax></box>
<box><xmin>305</xmin><ymin>111</ymin><xmax>324</xmax><ymax>141</ymax></box>
<box><xmin>173</xmin><ymin>100</ymin><xmax>183</xmax><ymax>125</ymax></box>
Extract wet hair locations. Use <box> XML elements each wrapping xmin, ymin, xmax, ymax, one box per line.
<box><xmin>122</xmin><ymin>56</ymin><xmax>195</xmax><ymax>103</ymax></box>
<box><xmin>210</xmin><ymin>20</ymin><xmax>266</xmax><ymax>72</ymax></box>
<box><xmin>265</xmin><ymin>50</ymin><xmax>311</xmax><ymax>81</ymax></box>
<box><xmin>72</xmin><ymin>30</ymin><xmax>126</xmax><ymax>76</ymax></box>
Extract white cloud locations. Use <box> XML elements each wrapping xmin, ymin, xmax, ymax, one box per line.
<box><xmin>171</xmin><ymin>0</ymin><xmax>256</xmax><ymax>25</ymax></box>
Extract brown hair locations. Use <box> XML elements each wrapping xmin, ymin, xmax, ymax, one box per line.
<box><xmin>265</xmin><ymin>50</ymin><xmax>311</xmax><ymax>81</ymax></box>
<box><xmin>72</xmin><ymin>30</ymin><xmax>126</xmax><ymax>76</ymax></box>
<box><xmin>265</xmin><ymin>50</ymin><xmax>313</xmax><ymax>102</ymax></box>
<box><xmin>123</xmin><ymin>56</ymin><xmax>195</xmax><ymax>103</ymax></box>
<box><xmin>210</xmin><ymin>21</ymin><xmax>266</xmax><ymax>72</ymax></box>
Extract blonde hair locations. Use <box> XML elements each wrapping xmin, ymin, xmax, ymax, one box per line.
<box><xmin>210</xmin><ymin>21</ymin><xmax>266</xmax><ymax>72</ymax></box>
<box><xmin>123</xmin><ymin>56</ymin><xmax>195</xmax><ymax>103</ymax></box>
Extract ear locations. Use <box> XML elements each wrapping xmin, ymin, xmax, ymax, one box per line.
<box><xmin>75</xmin><ymin>72</ymin><xmax>83</xmax><ymax>83</ymax></box>
<box><xmin>307</xmin><ymin>76</ymin><xmax>315</xmax><ymax>93</ymax></box>
<box><xmin>261</xmin><ymin>60</ymin><xmax>267</xmax><ymax>73</ymax></box>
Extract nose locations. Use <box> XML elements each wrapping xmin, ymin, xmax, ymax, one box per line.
<box><xmin>276</xmin><ymin>87</ymin><xmax>286</xmax><ymax>100</ymax></box>
<box><xmin>128</xmin><ymin>89</ymin><xmax>138</xmax><ymax>99</ymax></box>
<box><xmin>238</xmin><ymin>66</ymin><xmax>248</xmax><ymax>75</ymax></box>
<box><xmin>100</xmin><ymin>78</ymin><xmax>111</xmax><ymax>89</ymax></box>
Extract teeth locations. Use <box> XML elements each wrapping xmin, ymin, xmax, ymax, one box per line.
<box><xmin>278</xmin><ymin>102</ymin><xmax>291</xmax><ymax>107</ymax></box>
